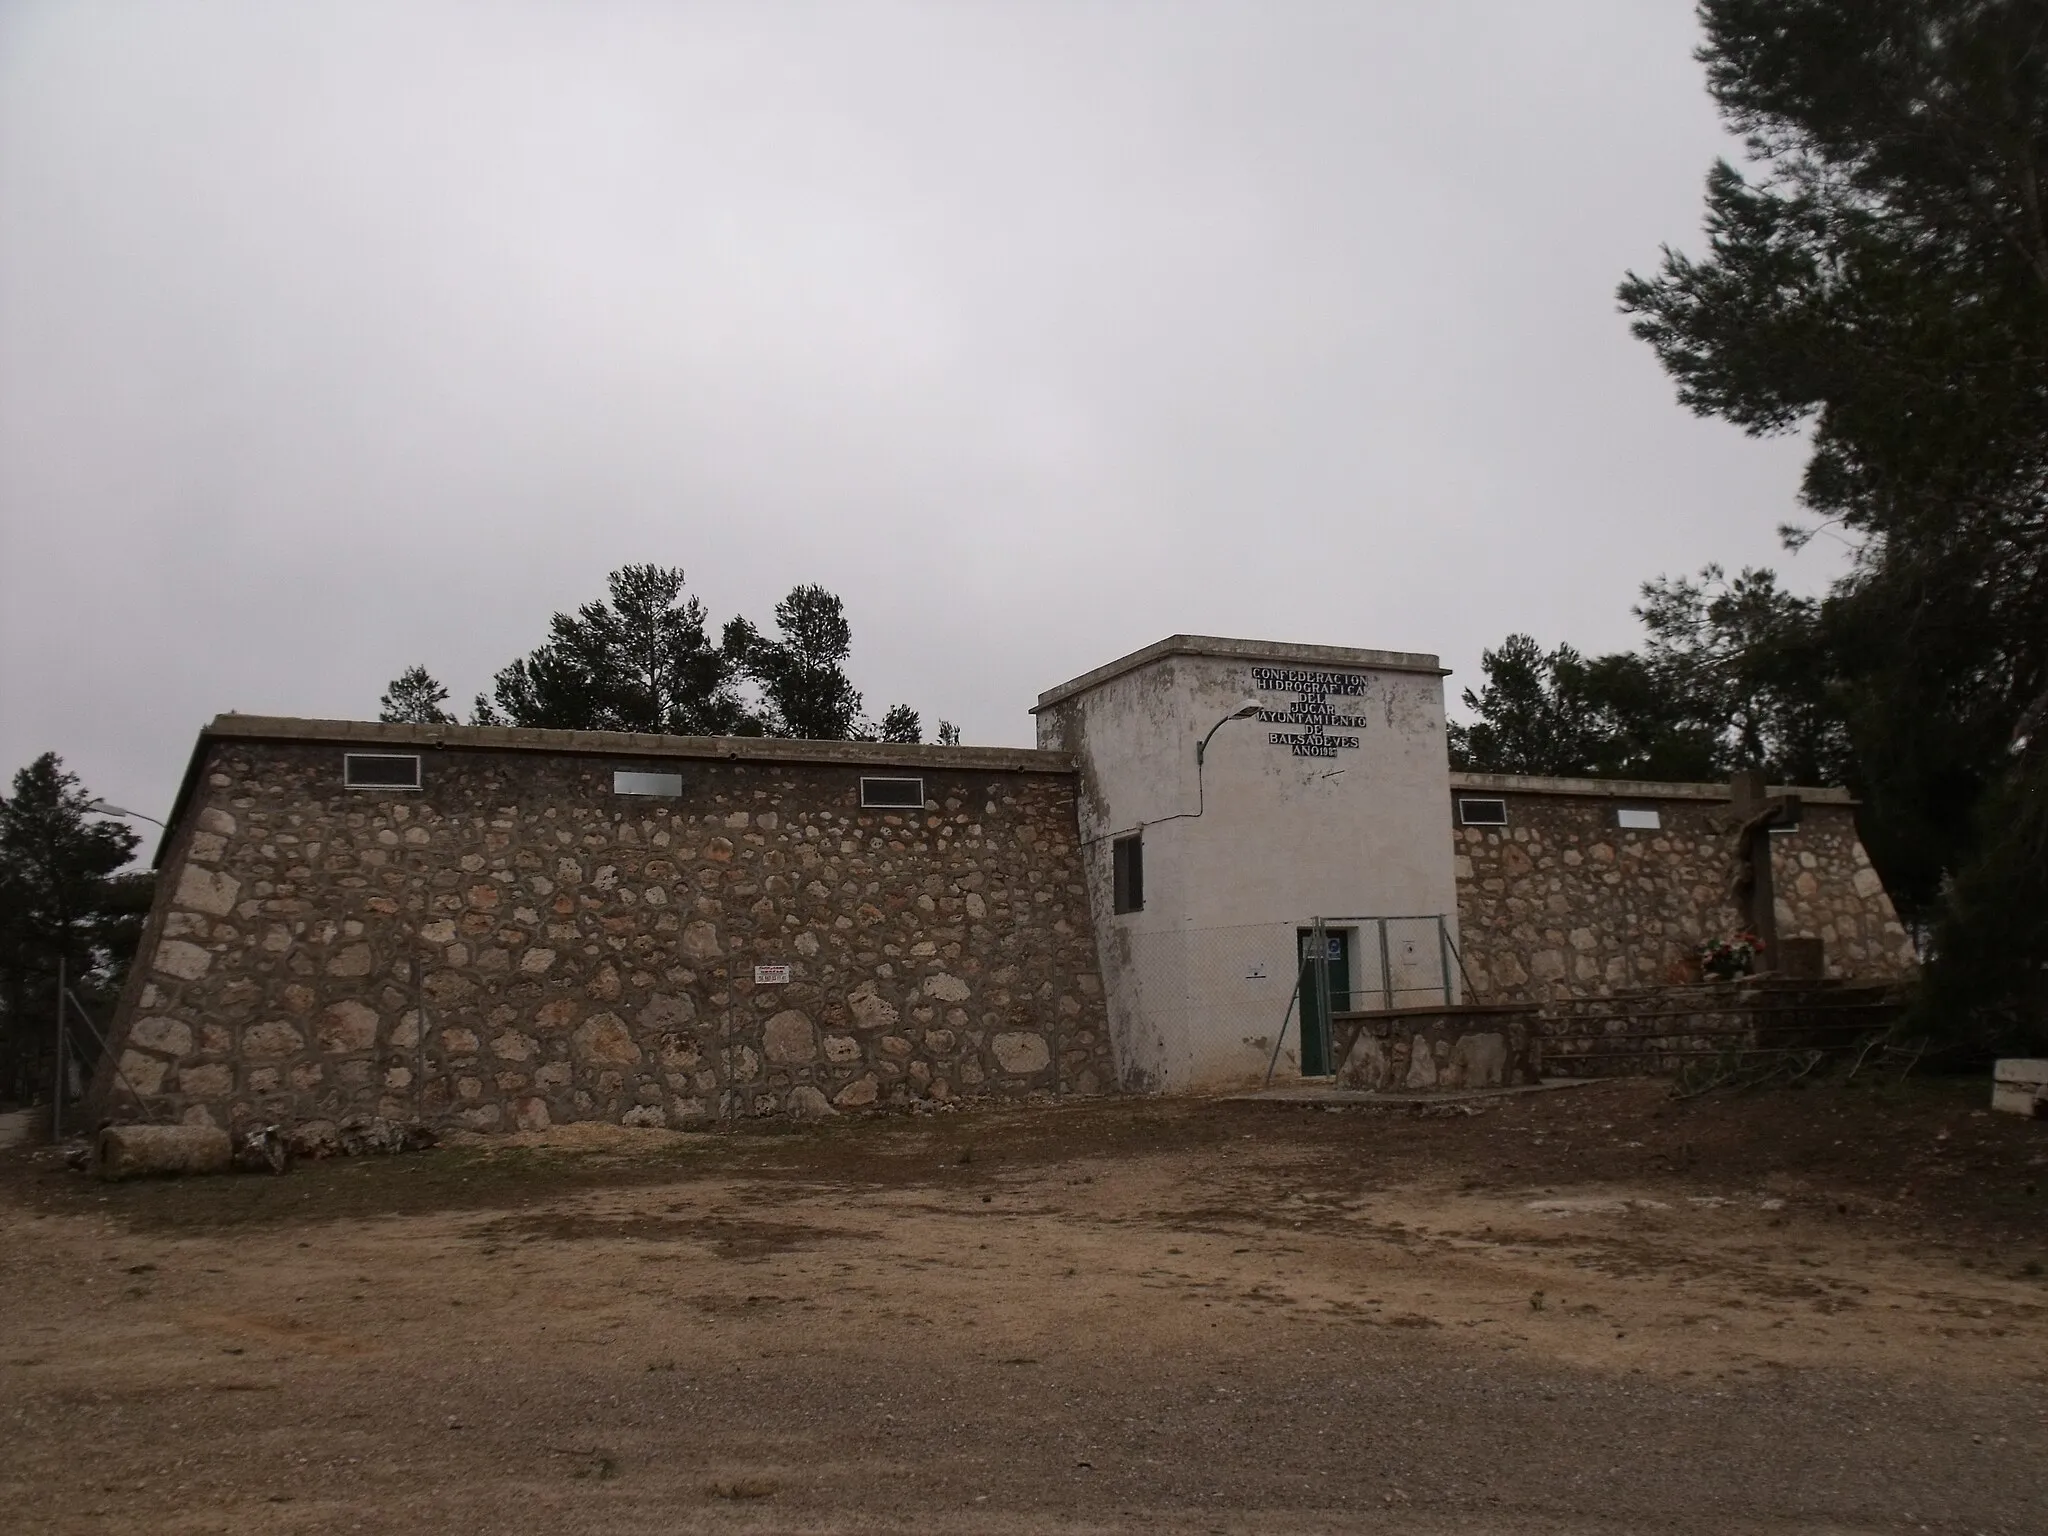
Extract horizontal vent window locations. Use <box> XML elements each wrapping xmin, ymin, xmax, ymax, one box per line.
<box><xmin>614</xmin><ymin>770</ymin><xmax>682</xmax><ymax>797</ymax></box>
<box><xmin>860</xmin><ymin>776</ymin><xmax>924</xmax><ymax>809</ymax></box>
<box><xmin>344</xmin><ymin>753</ymin><xmax>421</xmax><ymax>790</ymax></box>
<box><xmin>1457</xmin><ymin>796</ymin><xmax>1507</xmax><ymax>826</ymax></box>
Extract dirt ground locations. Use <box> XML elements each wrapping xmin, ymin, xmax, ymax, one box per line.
<box><xmin>3</xmin><ymin>1076</ymin><xmax>2045</xmax><ymax>1535</ymax></box>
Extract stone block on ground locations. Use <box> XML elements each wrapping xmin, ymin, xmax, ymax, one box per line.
<box><xmin>1992</xmin><ymin>1060</ymin><xmax>2048</xmax><ymax>1118</ymax></box>
<box><xmin>788</xmin><ymin>1085</ymin><xmax>836</xmax><ymax>1121</ymax></box>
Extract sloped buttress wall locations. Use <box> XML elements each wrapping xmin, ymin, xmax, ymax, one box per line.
<box><xmin>97</xmin><ymin>737</ymin><xmax>1113</xmax><ymax>1134</ymax></box>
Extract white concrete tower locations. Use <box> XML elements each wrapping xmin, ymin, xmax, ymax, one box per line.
<box><xmin>1034</xmin><ymin>636</ymin><xmax>1459</xmax><ymax>1091</ymax></box>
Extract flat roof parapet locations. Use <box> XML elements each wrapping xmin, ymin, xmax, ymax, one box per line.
<box><xmin>1449</xmin><ymin>770</ymin><xmax>1855</xmax><ymax>806</ymax></box>
<box><xmin>1033</xmin><ymin>634</ymin><xmax>1447</xmax><ymax>714</ymax></box>
<box><xmin>198</xmin><ymin>714</ymin><xmax>1073</xmax><ymax>775</ymax></box>
<box><xmin>154</xmin><ymin>715</ymin><xmax>1074</xmax><ymax>867</ymax></box>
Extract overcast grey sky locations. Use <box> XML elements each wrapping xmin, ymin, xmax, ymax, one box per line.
<box><xmin>0</xmin><ymin>0</ymin><xmax>1826</xmax><ymax>848</ymax></box>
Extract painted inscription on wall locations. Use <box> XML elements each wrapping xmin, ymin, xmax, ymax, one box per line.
<box><xmin>1252</xmin><ymin>666</ymin><xmax>1369</xmax><ymax>758</ymax></box>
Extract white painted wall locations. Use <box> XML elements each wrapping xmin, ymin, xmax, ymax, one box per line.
<box><xmin>1035</xmin><ymin>637</ymin><xmax>1458</xmax><ymax>1092</ymax></box>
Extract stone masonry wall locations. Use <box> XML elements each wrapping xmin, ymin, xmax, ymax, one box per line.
<box><xmin>100</xmin><ymin>735</ymin><xmax>1113</xmax><ymax>1134</ymax></box>
<box><xmin>1452</xmin><ymin>789</ymin><xmax>1916</xmax><ymax>1005</ymax></box>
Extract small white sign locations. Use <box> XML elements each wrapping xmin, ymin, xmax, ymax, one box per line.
<box><xmin>1244</xmin><ymin>964</ymin><xmax>1268</xmax><ymax>981</ymax></box>
<box><xmin>754</xmin><ymin>965</ymin><xmax>792</xmax><ymax>985</ymax></box>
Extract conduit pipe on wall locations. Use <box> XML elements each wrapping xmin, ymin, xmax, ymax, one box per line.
<box><xmin>1082</xmin><ymin>699</ymin><xmax>1263</xmax><ymax>847</ymax></box>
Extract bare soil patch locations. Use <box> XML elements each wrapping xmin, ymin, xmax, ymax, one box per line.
<box><xmin>3</xmin><ymin>1077</ymin><xmax>2044</xmax><ymax>1534</ymax></box>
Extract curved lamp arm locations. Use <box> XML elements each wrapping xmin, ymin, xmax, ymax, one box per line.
<box><xmin>1196</xmin><ymin>699</ymin><xmax>1265</xmax><ymax>765</ymax></box>
<box><xmin>85</xmin><ymin>800</ymin><xmax>167</xmax><ymax>829</ymax></box>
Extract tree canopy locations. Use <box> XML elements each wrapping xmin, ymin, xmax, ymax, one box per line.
<box><xmin>1450</xmin><ymin>565</ymin><xmax>1840</xmax><ymax>784</ymax></box>
<box><xmin>384</xmin><ymin>565</ymin><xmax>943</xmax><ymax>745</ymax></box>
<box><xmin>472</xmin><ymin>564</ymin><xmax>750</xmax><ymax>736</ymax></box>
<box><xmin>877</xmin><ymin>705</ymin><xmax>923</xmax><ymax>744</ymax></box>
<box><xmin>722</xmin><ymin>584</ymin><xmax>865</xmax><ymax>740</ymax></box>
<box><xmin>379</xmin><ymin>665</ymin><xmax>456</xmax><ymax>726</ymax></box>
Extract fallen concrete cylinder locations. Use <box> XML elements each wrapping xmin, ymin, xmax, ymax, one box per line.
<box><xmin>94</xmin><ymin>1123</ymin><xmax>233</xmax><ymax>1180</ymax></box>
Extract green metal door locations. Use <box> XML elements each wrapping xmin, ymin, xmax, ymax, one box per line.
<box><xmin>1296</xmin><ymin>928</ymin><xmax>1353</xmax><ymax>1077</ymax></box>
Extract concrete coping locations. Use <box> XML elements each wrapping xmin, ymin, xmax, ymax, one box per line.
<box><xmin>1449</xmin><ymin>770</ymin><xmax>1856</xmax><ymax>806</ymax></box>
<box><xmin>1332</xmin><ymin>1002</ymin><xmax>1543</xmax><ymax>1022</ymax></box>
<box><xmin>198</xmin><ymin>714</ymin><xmax>1074</xmax><ymax>775</ymax></box>
<box><xmin>1032</xmin><ymin>633</ymin><xmax>1447</xmax><ymax>713</ymax></box>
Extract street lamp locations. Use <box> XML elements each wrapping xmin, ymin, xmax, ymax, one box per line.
<box><xmin>86</xmin><ymin>800</ymin><xmax>166</xmax><ymax>828</ymax></box>
<box><xmin>1196</xmin><ymin>699</ymin><xmax>1264</xmax><ymax>764</ymax></box>
<box><xmin>1083</xmin><ymin>697</ymin><xmax>1265</xmax><ymax>846</ymax></box>
<box><xmin>1177</xmin><ymin>698</ymin><xmax>1265</xmax><ymax>822</ymax></box>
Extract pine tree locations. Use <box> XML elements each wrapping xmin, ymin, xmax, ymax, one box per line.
<box><xmin>379</xmin><ymin>666</ymin><xmax>456</xmax><ymax>725</ymax></box>
<box><xmin>483</xmin><ymin>565</ymin><xmax>750</xmax><ymax>735</ymax></box>
<box><xmin>1451</xmin><ymin>569</ymin><xmax>1840</xmax><ymax>783</ymax></box>
<box><xmin>726</xmin><ymin>585</ymin><xmax>865</xmax><ymax>740</ymax></box>
<box><xmin>0</xmin><ymin>755</ymin><xmax>150</xmax><ymax>1103</ymax></box>
<box><xmin>877</xmin><ymin>706</ymin><xmax>922</xmax><ymax>744</ymax></box>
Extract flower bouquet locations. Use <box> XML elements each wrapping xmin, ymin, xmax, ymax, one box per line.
<box><xmin>1697</xmin><ymin>930</ymin><xmax>1760</xmax><ymax>981</ymax></box>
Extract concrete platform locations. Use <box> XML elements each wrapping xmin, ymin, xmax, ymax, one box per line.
<box><xmin>1223</xmin><ymin>1079</ymin><xmax>1595</xmax><ymax>1107</ymax></box>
